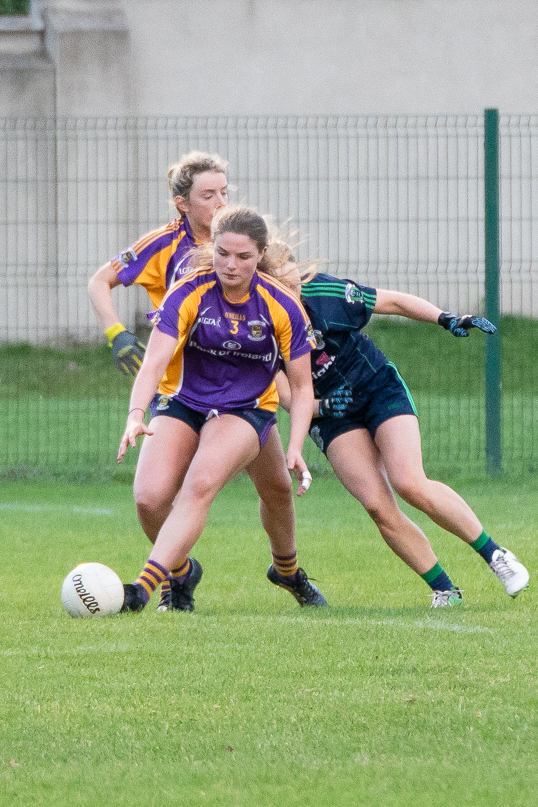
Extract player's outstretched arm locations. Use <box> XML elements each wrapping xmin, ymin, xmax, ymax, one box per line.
<box><xmin>117</xmin><ymin>328</ymin><xmax>177</xmax><ymax>462</ymax></box>
<box><xmin>283</xmin><ymin>353</ymin><xmax>314</xmax><ymax>496</ymax></box>
<box><xmin>88</xmin><ymin>262</ymin><xmax>146</xmax><ymax>376</ymax></box>
<box><xmin>374</xmin><ymin>289</ymin><xmax>496</xmax><ymax>336</ymax></box>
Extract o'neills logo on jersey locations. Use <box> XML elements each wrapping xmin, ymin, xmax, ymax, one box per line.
<box><xmin>72</xmin><ymin>573</ymin><xmax>101</xmax><ymax>615</ymax></box>
<box><xmin>247</xmin><ymin>321</ymin><xmax>264</xmax><ymax>341</ymax></box>
<box><xmin>345</xmin><ymin>283</ymin><xmax>363</xmax><ymax>304</ymax></box>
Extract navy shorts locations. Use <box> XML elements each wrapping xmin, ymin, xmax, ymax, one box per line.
<box><xmin>309</xmin><ymin>362</ymin><xmax>417</xmax><ymax>455</ymax></box>
<box><xmin>150</xmin><ymin>394</ymin><xmax>277</xmax><ymax>449</ymax></box>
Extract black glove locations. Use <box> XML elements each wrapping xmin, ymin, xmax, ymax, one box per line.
<box><xmin>106</xmin><ymin>325</ymin><xmax>146</xmax><ymax>376</ymax></box>
<box><xmin>438</xmin><ymin>312</ymin><xmax>497</xmax><ymax>338</ymax></box>
<box><xmin>318</xmin><ymin>386</ymin><xmax>353</xmax><ymax>418</ymax></box>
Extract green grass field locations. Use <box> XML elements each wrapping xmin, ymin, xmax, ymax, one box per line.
<box><xmin>1</xmin><ymin>474</ymin><xmax>536</xmax><ymax>806</ymax></box>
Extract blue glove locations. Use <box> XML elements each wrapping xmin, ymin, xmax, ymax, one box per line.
<box><xmin>438</xmin><ymin>312</ymin><xmax>497</xmax><ymax>338</ymax></box>
<box><xmin>318</xmin><ymin>386</ymin><xmax>353</xmax><ymax>418</ymax></box>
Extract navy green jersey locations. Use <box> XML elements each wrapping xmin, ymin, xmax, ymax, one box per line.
<box><xmin>300</xmin><ymin>273</ymin><xmax>388</xmax><ymax>397</ymax></box>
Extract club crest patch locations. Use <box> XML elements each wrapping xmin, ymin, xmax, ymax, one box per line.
<box><xmin>345</xmin><ymin>283</ymin><xmax>363</xmax><ymax>304</ymax></box>
<box><xmin>248</xmin><ymin>321</ymin><xmax>264</xmax><ymax>341</ymax></box>
<box><xmin>156</xmin><ymin>395</ymin><xmax>170</xmax><ymax>410</ymax></box>
<box><xmin>119</xmin><ymin>248</ymin><xmax>137</xmax><ymax>268</ymax></box>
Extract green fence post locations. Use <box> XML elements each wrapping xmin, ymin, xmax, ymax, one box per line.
<box><xmin>484</xmin><ymin>108</ymin><xmax>502</xmax><ymax>473</ymax></box>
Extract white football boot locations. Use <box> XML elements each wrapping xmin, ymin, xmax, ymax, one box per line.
<box><xmin>489</xmin><ymin>548</ymin><xmax>529</xmax><ymax>597</ymax></box>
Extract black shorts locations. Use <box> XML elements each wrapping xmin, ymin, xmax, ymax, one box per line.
<box><xmin>149</xmin><ymin>394</ymin><xmax>277</xmax><ymax>449</ymax></box>
<box><xmin>309</xmin><ymin>362</ymin><xmax>417</xmax><ymax>455</ymax></box>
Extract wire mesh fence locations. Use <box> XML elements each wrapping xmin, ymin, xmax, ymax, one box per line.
<box><xmin>0</xmin><ymin>114</ymin><xmax>537</xmax><ymax>477</ymax></box>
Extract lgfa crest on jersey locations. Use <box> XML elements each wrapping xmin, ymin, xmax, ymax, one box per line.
<box><xmin>248</xmin><ymin>320</ymin><xmax>264</xmax><ymax>341</ymax></box>
<box><xmin>345</xmin><ymin>283</ymin><xmax>363</xmax><ymax>304</ymax></box>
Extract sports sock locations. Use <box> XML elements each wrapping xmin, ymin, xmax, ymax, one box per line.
<box><xmin>421</xmin><ymin>561</ymin><xmax>456</xmax><ymax>592</ymax></box>
<box><xmin>159</xmin><ymin>580</ymin><xmax>171</xmax><ymax>599</ymax></box>
<box><xmin>470</xmin><ymin>530</ymin><xmax>500</xmax><ymax>564</ymax></box>
<box><xmin>134</xmin><ymin>559</ymin><xmax>169</xmax><ymax>603</ymax></box>
<box><xmin>170</xmin><ymin>558</ymin><xmax>192</xmax><ymax>584</ymax></box>
<box><xmin>272</xmin><ymin>551</ymin><xmax>299</xmax><ymax>579</ymax></box>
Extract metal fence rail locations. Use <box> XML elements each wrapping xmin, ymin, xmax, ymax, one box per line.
<box><xmin>0</xmin><ymin>114</ymin><xmax>536</xmax><ymax>475</ymax></box>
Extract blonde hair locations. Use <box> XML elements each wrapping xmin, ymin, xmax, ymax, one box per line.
<box><xmin>167</xmin><ymin>150</ymin><xmax>228</xmax><ymax>200</ymax></box>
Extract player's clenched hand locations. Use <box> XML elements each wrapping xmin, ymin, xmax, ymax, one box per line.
<box><xmin>438</xmin><ymin>312</ymin><xmax>497</xmax><ymax>338</ymax></box>
<box><xmin>318</xmin><ymin>385</ymin><xmax>353</xmax><ymax>418</ymax></box>
<box><xmin>287</xmin><ymin>448</ymin><xmax>312</xmax><ymax>497</ymax></box>
<box><xmin>117</xmin><ymin>418</ymin><xmax>154</xmax><ymax>463</ymax></box>
<box><xmin>108</xmin><ymin>326</ymin><xmax>146</xmax><ymax>376</ymax></box>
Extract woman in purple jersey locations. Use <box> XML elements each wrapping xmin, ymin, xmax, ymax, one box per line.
<box><xmin>116</xmin><ymin>206</ymin><xmax>328</xmax><ymax>613</ymax></box>
<box><xmin>88</xmin><ymin>150</ymin><xmax>229</xmax><ymax>376</ymax></box>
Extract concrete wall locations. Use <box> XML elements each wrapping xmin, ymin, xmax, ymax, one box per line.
<box><xmin>6</xmin><ymin>0</ymin><xmax>538</xmax><ymax>118</ymax></box>
<box><xmin>123</xmin><ymin>0</ymin><xmax>538</xmax><ymax>116</ymax></box>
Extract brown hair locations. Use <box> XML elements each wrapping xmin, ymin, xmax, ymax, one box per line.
<box><xmin>189</xmin><ymin>205</ymin><xmax>318</xmax><ymax>293</ymax></box>
<box><xmin>211</xmin><ymin>205</ymin><xmax>268</xmax><ymax>252</ymax></box>
<box><xmin>167</xmin><ymin>150</ymin><xmax>228</xmax><ymax>200</ymax></box>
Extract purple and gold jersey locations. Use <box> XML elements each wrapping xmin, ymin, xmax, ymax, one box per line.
<box><xmin>152</xmin><ymin>267</ymin><xmax>316</xmax><ymax>414</ymax></box>
<box><xmin>110</xmin><ymin>215</ymin><xmax>198</xmax><ymax>309</ymax></box>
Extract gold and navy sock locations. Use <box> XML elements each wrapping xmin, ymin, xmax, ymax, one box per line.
<box><xmin>134</xmin><ymin>559</ymin><xmax>169</xmax><ymax>604</ymax></box>
<box><xmin>272</xmin><ymin>551</ymin><xmax>299</xmax><ymax>580</ymax></box>
<box><xmin>170</xmin><ymin>558</ymin><xmax>192</xmax><ymax>584</ymax></box>
<box><xmin>470</xmin><ymin>531</ymin><xmax>500</xmax><ymax>564</ymax></box>
<box><xmin>421</xmin><ymin>562</ymin><xmax>456</xmax><ymax>592</ymax></box>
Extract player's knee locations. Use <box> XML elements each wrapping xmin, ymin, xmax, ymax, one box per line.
<box><xmin>183</xmin><ymin>468</ymin><xmax>224</xmax><ymax>504</ymax></box>
<box><xmin>362</xmin><ymin>498</ymin><xmax>393</xmax><ymax>527</ymax></box>
<box><xmin>259</xmin><ymin>473</ymin><xmax>293</xmax><ymax>509</ymax></box>
<box><xmin>391</xmin><ymin>476</ymin><xmax>428</xmax><ymax>508</ymax></box>
<box><xmin>134</xmin><ymin>478</ymin><xmax>172</xmax><ymax>514</ymax></box>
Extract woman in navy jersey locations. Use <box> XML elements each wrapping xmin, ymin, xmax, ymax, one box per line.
<box><xmin>277</xmin><ymin>267</ymin><xmax>529</xmax><ymax>607</ymax></box>
<box><xmin>117</xmin><ymin>207</ymin><xmax>328</xmax><ymax>613</ymax></box>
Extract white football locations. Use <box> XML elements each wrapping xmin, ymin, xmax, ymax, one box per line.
<box><xmin>61</xmin><ymin>562</ymin><xmax>124</xmax><ymax>618</ymax></box>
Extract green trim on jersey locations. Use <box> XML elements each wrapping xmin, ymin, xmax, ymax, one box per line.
<box><xmin>302</xmin><ymin>282</ymin><xmax>348</xmax><ymax>298</ymax></box>
<box><xmin>386</xmin><ymin>361</ymin><xmax>418</xmax><ymax>417</ymax></box>
<box><xmin>302</xmin><ymin>280</ymin><xmax>376</xmax><ymax>309</ymax></box>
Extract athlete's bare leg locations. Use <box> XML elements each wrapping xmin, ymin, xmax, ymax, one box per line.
<box><xmin>327</xmin><ymin>428</ymin><xmax>438</xmax><ymax>575</ymax></box>
<box><xmin>246</xmin><ymin>425</ymin><xmax>297</xmax><ymax>558</ymax></box>
<box><xmin>148</xmin><ymin>415</ymin><xmax>261</xmax><ymax>570</ymax></box>
<box><xmin>133</xmin><ymin>415</ymin><xmax>199</xmax><ymax>543</ymax></box>
<box><xmin>374</xmin><ymin>415</ymin><xmax>483</xmax><ymax>543</ymax></box>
